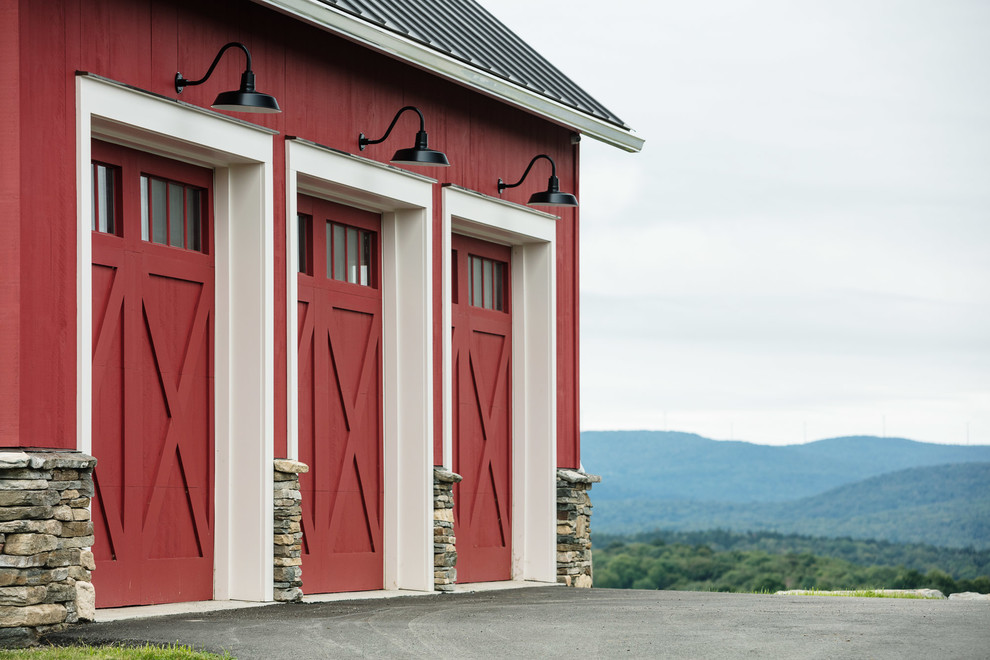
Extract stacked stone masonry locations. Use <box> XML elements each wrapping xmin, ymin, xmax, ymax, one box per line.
<box><xmin>556</xmin><ymin>469</ymin><xmax>601</xmax><ymax>588</ymax></box>
<box><xmin>0</xmin><ymin>451</ymin><xmax>97</xmax><ymax>649</ymax></box>
<box><xmin>433</xmin><ymin>467</ymin><xmax>462</xmax><ymax>591</ymax></box>
<box><xmin>273</xmin><ymin>459</ymin><xmax>308</xmax><ymax>603</ymax></box>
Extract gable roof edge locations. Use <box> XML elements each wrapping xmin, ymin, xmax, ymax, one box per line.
<box><xmin>252</xmin><ymin>0</ymin><xmax>645</xmax><ymax>153</ymax></box>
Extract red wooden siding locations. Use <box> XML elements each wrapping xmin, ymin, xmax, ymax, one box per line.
<box><xmin>451</xmin><ymin>234</ymin><xmax>513</xmax><ymax>582</ymax></box>
<box><xmin>90</xmin><ymin>140</ymin><xmax>215</xmax><ymax>607</ymax></box>
<box><xmin>296</xmin><ymin>195</ymin><xmax>384</xmax><ymax>593</ymax></box>
<box><xmin>0</xmin><ymin>0</ymin><xmax>21</xmax><ymax>444</ymax></box>
<box><xmin>8</xmin><ymin>0</ymin><xmax>581</xmax><ymax>467</ymax></box>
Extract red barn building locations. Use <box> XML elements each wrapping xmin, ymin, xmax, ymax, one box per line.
<box><xmin>0</xmin><ymin>0</ymin><xmax>642</xmax><ymax>613</ymax></box>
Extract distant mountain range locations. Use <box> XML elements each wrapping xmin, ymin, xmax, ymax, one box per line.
<box><xmin>582</xmin><ymin>431</ymin><xmax>990</xmax><ymax>548</ymax></box>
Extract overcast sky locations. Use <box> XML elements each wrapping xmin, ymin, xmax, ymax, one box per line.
<box><xmin>480</xmin><ymin>0</ymin><xmax>990</xmax><ymax>446</ymax></box>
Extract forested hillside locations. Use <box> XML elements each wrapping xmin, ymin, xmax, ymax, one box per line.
<box><xmin>595</xmin><ymin>529</ymin><xmax>990</xmax><ymax>580</ymax></box>
<box><xmin>591</xmin><ymin>462</ymin><xmax>990</xmax><ymax>549</ymax></box>
<box><xmin>582</xmin><ymin>431</ymin><xmax>990</xmax><ymax>503</ymax></box>
<box><xmin>583</xmin><ymin>432</ymin><xmax>990</xmax><ymax>591</ymax></box>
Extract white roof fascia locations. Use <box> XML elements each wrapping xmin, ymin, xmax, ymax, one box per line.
<box><xmin>251</xmin><ymin>0</ymin><xmax>645</xmax><ymax>153</ymax></box>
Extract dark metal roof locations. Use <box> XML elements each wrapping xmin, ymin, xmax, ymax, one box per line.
<box><xmin>318</xmin><ymin>0</ymin><xmax>629</xmax><ymax>129</ymax></box>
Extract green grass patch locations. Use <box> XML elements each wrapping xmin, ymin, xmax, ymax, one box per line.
<box><xmin>777</xmin><ymin>588</ymin><xmax>942</xmax><ymax>599</ymax></box>
<box><xmin>0</xmin><ymin>642</ymin><xmax>232</xmax><ymax>659</ymax></box>
<box><xmin>848</xmin><ymin>590</ymin><xmax>934</xmax><ymax>599</ymax></box>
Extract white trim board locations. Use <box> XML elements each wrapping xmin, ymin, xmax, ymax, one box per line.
<box><xmin>285</xmin><ymin>138</ymin><xmax>436</xmax><ymax>593</ymax></box>
<box><xmin>441</xmin><ymin>185</ymin><xmax>558</xmax><ymax>584</ymax></box>
<box><xmin>76</xmin><ymin>74</ymin><xmax>277</xmax><ymax>603</ymax></box>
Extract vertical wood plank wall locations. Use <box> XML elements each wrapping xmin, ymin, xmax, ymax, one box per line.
<box><xmin>9</xmin><ymin>0</ymin><xmax>582</xmax><ymax>468</ymax></box>
<box><xmin>0</xmin><ymin>0</ymin><xmax>22</xmax><ymax>445</ymax></box>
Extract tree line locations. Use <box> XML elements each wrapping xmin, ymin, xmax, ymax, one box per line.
<box><xmin>593</xmin><ymin>530</ymin><xmax>990</xmax><ymax>594</ymax></box>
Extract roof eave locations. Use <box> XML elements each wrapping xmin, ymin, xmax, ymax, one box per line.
<box><xmin>251</xmin><ymin>0</ymin><xmax>645</xmax><ymax>153</ymax></box>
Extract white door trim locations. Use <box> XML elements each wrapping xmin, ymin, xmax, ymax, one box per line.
<box><xmin>441</xmin><ymin>185</ymin><xmax>558</xmax><ymax>584</ymax></box>
<box><xmin>285</xmin><ymin>138</ymin><xmax>436</xmax><ymax>592</ymax></box>
<box><xmin>76</xmin><ymin>74</ymin><xmax>277</xmax><ymax>602</ymax></box>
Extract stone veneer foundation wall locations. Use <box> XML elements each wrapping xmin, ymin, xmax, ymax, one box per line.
<box><xmin>556</xmin><ymin>469</ymin><xmax>601</xmax><ymax>588</ymax></box>
<box><xmin>433</xmin><ymin>467</ymin><xmax>462</xmax><ymax>591</ymax></box>
<box><xmin>0</xmin><ymin>451</ymin><xmax>97</xmax><ymax>648</ymax></box>
<box><xmin>273</xmin><ymin>459</ymin><xmax>308</xmax><ymax>602</ymax></box>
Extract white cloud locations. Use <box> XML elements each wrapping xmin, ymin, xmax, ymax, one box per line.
<box><xmin>481</xmin><ymin>0</ymin><xmax>990</xmax><ymax>445</ymax></box>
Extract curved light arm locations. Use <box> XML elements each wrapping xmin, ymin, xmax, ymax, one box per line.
<box><xmin>359</xmin><ymin>106</ymin><xmax>427</xmax><ymax>150</ymax></box>
<box><xmin>498</xmin><ymin>154</ymin><xmax>559</xmax><ymax>193</ymax></box>
<box><xmin>175</xmin><ymin>42</ymin><xmax>254</xmax><ymax>93</ymax></box>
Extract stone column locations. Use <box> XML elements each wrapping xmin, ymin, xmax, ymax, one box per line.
<box><xmin>0</xmin><ymin>450</ymin><xmax>97</xmax><ymax>649</ymax></box>
<box><xmin>272</xmin><ymin>459</ymin><xmax>308</xmax><ymax>602</ymax></box>
<box><xmin>433</xmin><ymin>467</ymin><xmax>461</xmax><ymax>591</ymax></box>
<box><xmin>556</xmin><ymin>469</ymin><xmax>601</xmax><ymax>588</ymax></box>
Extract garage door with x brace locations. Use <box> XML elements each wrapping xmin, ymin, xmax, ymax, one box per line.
<box><xmin>90</xmin><ymin>140</ymin><xmax>215</xmax><ymax>607</ymax></box>
<box><xmin>297</xmin><ymin>195</ymin><xmax>384</xmax><ymax>593</ymax></box>
<box><xmin>451</xmin><ymin>234</ymin><xmax>512</xmax><ymax>583</ymax></box>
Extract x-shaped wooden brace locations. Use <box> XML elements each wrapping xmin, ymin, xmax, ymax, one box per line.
<box><xmin>90</xmin><ymin>265</ymin><xmax>128</xmax><ymax>559</ymax></box>
<box><xmin>141</xmin><ymin>276</ymin><xmax>214</xmax><ymax>555</ymax></box>
<box><xmin>323</xmin><ymin>305</ymin><xmax>383</xmax><ymax>549</ymax></box>
<box><xmin>299</xmin><ymin>292</ymin><xmax>383</xmax><ymax>552</ymax></box>
<box><xmin>465</xmin><ymin>329</ymin><xmax>511</xmax><ymax>540</ymax></box>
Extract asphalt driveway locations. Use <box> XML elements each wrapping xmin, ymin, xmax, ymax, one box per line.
<box><xmin>44</xmin><ymin>586</ymin><xmax>990</xmax><ymax>659</ymax></box>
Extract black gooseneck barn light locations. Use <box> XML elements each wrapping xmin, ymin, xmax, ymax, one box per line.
<box><xmin>359</xmin><ymin>106</ymin><xmax>450</xmax><ymax>166</ymax></box>
<box><xmin>175</xmin><ymin>42</ymin><xmax>281</xmax><ymax>113</ymax></box>
<box><xmin>497</xmin><ymin>154</ymin><xmax>578</xmax><ymax>207</ymax></box>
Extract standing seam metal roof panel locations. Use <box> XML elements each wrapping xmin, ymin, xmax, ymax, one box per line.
<box><xmin>319</xmin><ymin>0</ymin><xmax>628</xmax><ymax>128</ymax></box>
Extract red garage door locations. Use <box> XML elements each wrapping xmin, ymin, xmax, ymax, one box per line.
<box><xmin>451</xmin><ymin>234</ymin><xmax>512</xmax><ymax>583</ymax></box>
<box><xmin>297</xmin><ymin>195</ymin><xmax>384</xmax><ymax>593</ymax></box>
<box><xmin>90</xmin><ymin>141</ymin><xmax>215</xmax><ymax>607</ymax></box>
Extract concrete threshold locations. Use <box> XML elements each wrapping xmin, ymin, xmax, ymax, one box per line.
<box><xmin>302</xmin><ymin>579</ymin><xmax>558</xmax><ymax>603</ymax></box>
<box><xmin>96</xmin><ymin>580</ymin><xmax>559</xmax><ymax>621</ymax></box>
<box><xmin>96</xmin><ymin>599</ymin><xmax>281</xmax><ymax>623</ymax></box>
<box><xmin>448</xmin><ymin>579</ymin><xmax>559</xmax><ymax>594</ymax></box>
<box><xmin>302</xmin><ymin>589</ymin><xmax>436</xmax><ymax>604</ymax></box>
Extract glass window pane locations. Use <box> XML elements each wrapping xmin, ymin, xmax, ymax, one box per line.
<box><xmin>168</xmin><ymin>182</ymin><xmax>184</xmax><ymax>247</ymax></box>
<box><xmin>471</xmin><ymin>256</ymin><xmax>482</xmax><ymax>307</ymax></box>
<box><xmin>326</xmin><ymin>221</ymin><xmax>334</xmax><ymax>279</ymax></box>
<box><xmin>346</xmin><ymin>227</ymin><xmax>359</xmax><ymax>284</ymax></box>
<box><xmin>298</xmin><ymin>215</ymin><xmax>308</xmax><ymax>274</ymax></box>
<box><xmin>151</xmin><ymin>178</ymin><xmax>167</xmax><ymax>245</ymax></box>
<box><xmin>186</xmin><ymin>188</ymin><xmax>202</xmax><ymax>252</ymax></box>
<box><xmin>450</xmin><ymin>250</ymin><xmax>459</xmax><ymax>304</ymax></box>
<box><xmin>467</xmin><ymin>256</ymin><xmax>473</xmax><ymax>304</ymax></box>
<box><xmin>333</xmin><ymin>224</ymin><xmax>346</xmax><ymax>281</ymax></box>
<box><xmin>140</xmin><ymin>176</ymin><xmax>149</xmax><ymax>241</ymax></box>
<box><xmin>97</xmin><ymin>165</ymin><xmax>109</xmax><ymax>233</ymax></box>
<box><xmin>493</xmin><ymin>262</ymin><xmax>504</xmax><ymax>312</ymax></box>
<box><xmin>483</xmin><ymin>259</ymin><xmax>493</xmax><ymax>309</ymax></box>
<box><xmin>360</xmin><ymin>230</ymin><xmax>371</xmax><ymax>286</ymax></box>
<box><xmin>91</xmin><ymin>164</ymin><xmax>97</xmax><ymax>231</ymax></box>
<box><xmin>104</xmin><ymin>166</ymin><xmax>116</xmax><ymax>234</ymax></box>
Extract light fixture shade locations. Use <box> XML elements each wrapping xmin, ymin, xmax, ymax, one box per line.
<box><xmin>528</xmin><ymin>190</ymin><xmax>579</xmax><ymax>207</ymax></box>
<box><xmin>175</xmin><ymin>43</ymin><xmax>282</xmax><ymax>114</ymax></box>
<box><xmin>360</xmin><ymin>111</ymin><xmax>451</xmax><ymax>167</ymax></box>
<box><xmin>213</xmin><ymin>90</ymin><xmax>282</xmax><ymax>113</ymax></box>
<box><xmin>498</xmin><ymin>155</ymin><xmax>578</xmax><ymax>208</ymax></box>
<box><xmin>212</xmin><ymin>89</ymin><xmax>281</xmax><ymax>113</ymax></box>
<box><xmin>390</xmin><ymin>146</ymin><xmax>450</xmax><ymax>166</ymax></box>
